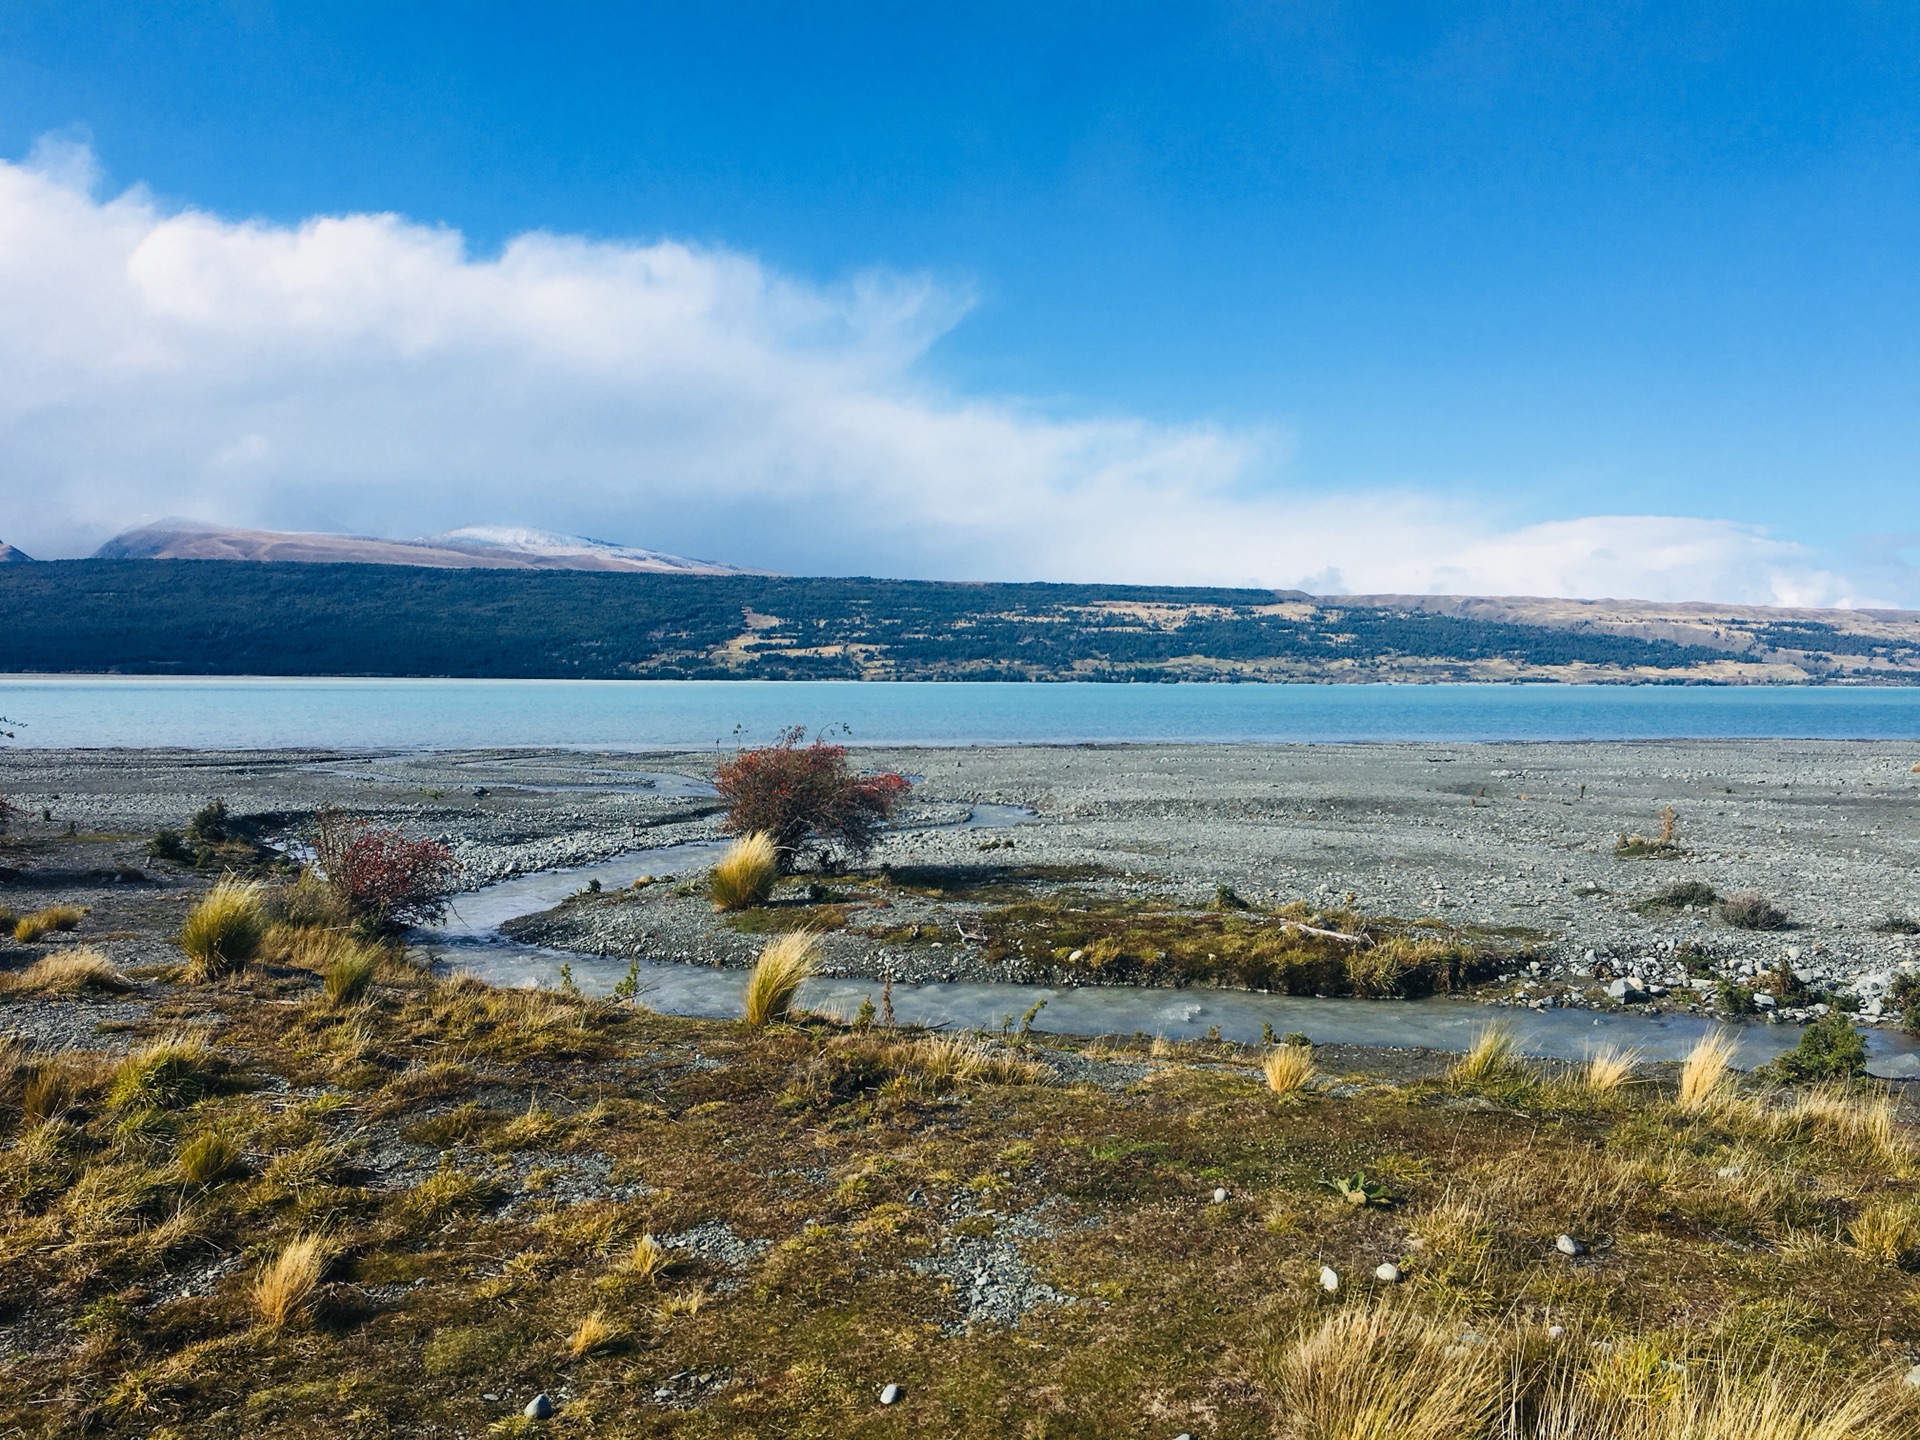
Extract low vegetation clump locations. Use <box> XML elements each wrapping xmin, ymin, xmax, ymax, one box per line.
<box><xmin>178</xmin><ymin>879</ymin><xmax>268</xmax><ymax>979</ymax></box>
<box><xmin>1446</xmin><ymin>1022</ymin><xmax>1522</xmax><ymax>1088</ymax></box>
<box><xmin>742</xmin><ymin>931</ymin><xmax>820</xmax><ymax>1026</ymax></box>
<box><xmin>1676</xmin><ymin>1030</ymin><xmax>1737</xmax><ymax>1112</ymax></box>
<box><xmin>708</xmin><ymin>831</ymin><xmax>779</xmax><ymax>911</ymax></box>
<box><xmin>254</xmin><ymin>1233</ymin><xmax>330</xmax><ymax>1328</ymax></box>
<box><xmin>319</xmin><ymin>942</ymin><xmax>381</xmax><ymax>1005</ymax></box>
<box><xmin>714</xmin><ymin>726</ymin><xmax>911</xmax><ymax>870</ymax></box>
<box><xmin>1718</xmin><ymin>889</ymin><xmax>1790</xmax><ymax>930</ymax></box>
<box><xmin>1615</xmin><ymin>803</ymin><xmax>1685</xmax><ymax>857</ymax></box>
<box><xmin>146</xmin><ymin>799</ymin><xmax>287</xmax><ymax>874</ymax></box>
<box><xmin>12</xmin><ymin>904</ymin><xmax>87</xmax><ymax>944</ymax></box>
<box><xmin>965</xmin><ymin>892</ymin><xmax>1505</xmax><ymax>995</ymax></box>
<box><xmin>312</xmin><ymin>808</ymin><xmax>461</xmax><ymax>932</ymax></box>
<box><xmin>1632</xmin><ymin>878</ymin><xmax>1718</xmax><ymax>913</ymax></box>
<box><xmin>1890</xmin><ymin>972</ymin><xmax>1920</xmax><ymax>1033</ymax></box>
<box><xmin>2</xmin><ymin>947</ymin><xmax>131</xmax><ymax>995</ymax></box>
<box><xmin>1582</xmin><ymin>1043</ymin><xmax>1641</xmax><ymax>1095</ymax></box>
<box><xmin>1766</xmin><ymin>1010</ymin><xmax>1868</xmax><ymax>1082</ymax></box>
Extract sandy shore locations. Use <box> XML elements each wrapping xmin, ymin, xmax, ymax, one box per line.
<box><xmin>3</xmin><ymin>740</ymin><xmax>1917</xmax><ymax>1021</ymax></box>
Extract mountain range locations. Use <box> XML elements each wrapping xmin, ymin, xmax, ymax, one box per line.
<box><xmin>83</xmin><ymin>518</ymin><xmax>753</xmax><ymax>575</ymax></box>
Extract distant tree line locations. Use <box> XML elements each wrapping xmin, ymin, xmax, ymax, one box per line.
<box><xmin>0</xmin><ymin>560</ymin><xmax>1743</xmax><ymax>679</ymax></box>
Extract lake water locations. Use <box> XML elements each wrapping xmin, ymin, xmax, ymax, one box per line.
<box><xmin>6</xmin><ymin>675</ymin><xmax>1920</xmax><ymax>750</ymax></box>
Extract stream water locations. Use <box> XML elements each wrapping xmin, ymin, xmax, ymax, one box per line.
<box><xmin>420</xmin><ymin>811</ymin><xmax>1920</xmax><ymax>1080</ymax></box>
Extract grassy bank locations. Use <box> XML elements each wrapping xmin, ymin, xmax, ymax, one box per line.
<box><xmin>3</xmin><ymin>936</ymin><xmax>1918</xmax><ymax>1437</ymax></box>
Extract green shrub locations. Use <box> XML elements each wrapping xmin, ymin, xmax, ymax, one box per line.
<box><xmin>1633</xmin><ymin>880</ymin><xmax>1718</xmax><ymax>913</ymax></box>
<box><xmin>1890</xmin><ymin>973</ymin><xmax>1920</xmax><ymax>1034</ymax></box>
<box><xmin>1768</xmin><ymin>1012</ymin><xmax>1868</xmax><ymax>1083</ymax></box>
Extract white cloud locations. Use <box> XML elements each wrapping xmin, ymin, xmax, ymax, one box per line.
<box><xmin>0</xmin><ymin>143</ymin><xmax>1882</xmax><ymax>606</ymax></box>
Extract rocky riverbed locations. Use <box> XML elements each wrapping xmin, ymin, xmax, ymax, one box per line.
<box><xmin>3</xmin><ymin>740</ymin><xmax>1917</xmax><ymax>1026</ymax></box>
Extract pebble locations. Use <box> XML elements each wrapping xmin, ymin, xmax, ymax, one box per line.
<box><xmin>1319</xmin><ymin>1265</ymin><xmax>1340</xmax><ymax>1292</ymax></box>
<box><xmin>1374</xmin><ymin>1262</ymin><xmax>1402</xmax><ymax>1283</ymax></box>
<box><xmin>1548</xmin><ymin>1325</ymin><xmax>1566</xmax><ymax>1340</ymax></box>
<box><xmin>524</xmin><ymin>1393</ymin><xmax>555</xmax><ymax>1419</ymax></box>
<box><xmin>1556</xmin><ymin>1234</ymin><xmax>1590</xmax><ymax>1257</ymax></box>
<box><xmin>879</xmin><ymin>1383</ymin><xmax>903</xmax><ymax>1406</ymax></box>
<box><xmin>1211</xmin><ymin>1187</ymin><xmax>1228</xmax><ymax>1204</ymax></box>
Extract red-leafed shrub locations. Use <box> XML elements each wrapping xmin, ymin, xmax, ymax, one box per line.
<box><xmin>713</xmin><ymin>727</ymin><xmax>911</xmax><ymax>870</ymax></box>
<box><xmin>312</xmin><ymin>809</ymin><xmax>461</xmax><ymax>930</ymax></box>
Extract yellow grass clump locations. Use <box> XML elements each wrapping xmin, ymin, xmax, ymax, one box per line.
<box><xmin>176</xmin><ymin>1129</ymin><xmax>243</xmax><ymax>1186</ymax></box>
<box><xmin>179</xmin><ymin>880</ymin><xmax>268</xmax><ymax>979</ymax></box>
<box><xmin>1447</xmin><ymin>1022</ymin><xmax>1521</xmax><ymax>1088</ymax></box>
<box><xmin>567</xmin><ymin>1307</ymin><xmax>624</xmax><ymax>1357</ymax></box>
<box><xmin>321</xmin><ymin>943</ymin><xmax>381</xmax><ymax>1005</ymax></box>
<box><xmin>709</xmin><ymin>832</ymin><xmax>779</xmax><ymax>911</ymax></box>
<box><xmin>1266</xmin><ymin>1305</ymin><xmax>1920</xmax><ymax>1440</ymax></box>
<box><xmin>1677</xmin><ymin>1031</ymin><xmax>1739</xmax><ymax>1113</ymax></box>
<box><xmin>741</xmin><ymin>931</ymin><xmax>819</xmax><ymax>1026</ymax></box>
<box><xmin>1583</xmin><ymin>1043</ymin><xmax>1642</xmax><ymax>1096</ymax></box>
<box><xmin>13</xmin><ymin>904</ymin><xmax>87</xmax><ymax>944</ymax></box>
<box><xmin>5</xmin><ymin>947</ymin><xmax>131</xmax><ymax>995</ymax></box>
<box><xmin>624</xmin><ymin>1233</ymin><xmax>670</xmax><ymax>1281</ymax></box>
<box><xmin>108</xmin><ymin>1033</ymin><xmax>214</xmax><ymax>1111</ymax></box>
<box><xmin>1264</xmin><ymin>1042</ymin><xmax>1317</xmax><ymax>1098</ymax></box>
<box><xmin>1846</xmin><ymin>1197</ymin><xmax>1920</xmax><ymax>1265</ymax></box>
<box><xmin>254</xmin><ymin>1233</ymin><xmax>330</xmax><ymax>1328</ymax></box>
<box><xmin>1774</xmin><ymin>1083</ymin><xmax>1906</xmax><ymax>1168</ymax></box>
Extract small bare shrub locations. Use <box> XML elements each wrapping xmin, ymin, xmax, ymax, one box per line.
<box><xmin>714</xmin><ymin>727</ymin><xmax>910</xmax><ymax>869</ymax></box>
<box><xmin>312</xmin><ymin>808</ymin><xmax>461</xmax><ymax>930</ymax></box>
<box><xmin>1718</xmin><ymin>890</ymin><xmax>1789</xmax><ymax>930</ymax></box>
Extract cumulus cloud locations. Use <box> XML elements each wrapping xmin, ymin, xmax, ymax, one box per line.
<box><xmin>0</xmin><ymin>143</ymin><xmax>1879</xmax><ymax>605</ymax></box>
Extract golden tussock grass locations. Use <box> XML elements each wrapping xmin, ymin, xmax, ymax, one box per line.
<box><xmin>710</xmin><ymin>832</ymin><xmax>779</xmax><ymax>911</ymax></box>
<box><xmin>178</xmin><ymin>880</ymin><xmax>268</xmax><ymax>980</ymax></box>
<box><xmin>1264</xmin><ymin>1043</ymin><xmax>1317</xmax><ymax>1098</ymax></box>
<box><xmin>4</xmin><ymin>947</ymin><xmax>131</xmax><ymax>995</ymax></box>
<box><xmin>175</xmin><ymin>1129</ymin><xmax>243</xmax><ymax>1186</ymax></box>
<box><xmin>1583</xmin><ymin>1043</ymin><xmax>1642</xmax><ymax>1096</ymax></box>
<box><xmin>1770</xmin><ymin>1083</ymin><xmax>1907</xmax><ymax>1169</ymax></box>
<box><xmin>107</xmin><ymin>1033</ymin><xmax>214</xmax><ymax>1111</ymax></box>
<box><xmin>1447</xmin><ymin>1022</ymin><xmax>1521</xmax><ymax>1088</ymax></box>
<box><xmin>254</xmin><ymin>1232</ymin><xmax>330</xmax><ymax>1328</ymax></box>
<box><xmin>1267</xmin><ymin>1305</ymin><xmax>1920</xmax><ymax>1440</ymax></box>
<box><xmin>12</xmin><ymin>904</ymin><xmax>87</xmax><ymax>944</ymax></box>
<box><xmin>1676</xmin><ymin>1031</ymin><xmax>1739</xmax><ymax>1113</ymax></box>
<box><xmin>321</xmin><ymin>943</ymin><xmax>381</xmax><ymax>1005</ymax></box>
<box><xmin>566</xmin><ymin>1307</ymin><xmax>625</xmax><ymax>1357</ymax></box>
<box><xmin>623</xmin><ymin>1232</ymin><xmax>670</xmax><ymax>1281</ymax></box>
<box><xmin>742</xmin><ymin>931</ymin><xmax>820</xmax><ymax>1026</ymax></box>
<box><xmin>1846</xmin><ymin>1196</ymin><xmax>1920</xmax><ymax>1264</ymax></box>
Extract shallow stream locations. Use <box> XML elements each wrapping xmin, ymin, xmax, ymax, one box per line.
<box><xmin>421</xmin><ymin>809</ymin><xmax>1920</xmax><ymax>1079</ymax></box>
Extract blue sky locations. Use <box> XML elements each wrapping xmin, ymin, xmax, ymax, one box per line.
<box><xmin>2</xmin><ymin>2</ymin><xmax>1917</xmax><ymax>602</ymax></box>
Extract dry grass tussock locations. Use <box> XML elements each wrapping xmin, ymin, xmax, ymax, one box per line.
<box><xmin>623</xmin><ymin>1233</ymin><xmax>670</xmax><ymax>1280</ymax></box>
<box><xmin>1676</xmin><ymin>1031</ymin><xmax>1738</xmax><ymax>1113</ymax></box>
<box><xmin>107</xmin><ymin>1033</ymin><xmax>214</xmax><ymax>1111</ymax></box>
<box><xmin>567</xmin><ymin>1308</ymin><xmax>625</xmax><ymax>1357</ymax></box>
<box><xmin>254</xmin><ymin>1232</ymin><xmax>330</xmax><ymax>1327</ymax></box>
<box><xmin>1768</xmin><ymin>1083</ymin><xmax>1908</xmax><ymax>1168</ymax></box>
<box><xmin>710</xmin><ymin>831</ymin><xmax>779</xmax><ymax>911</ymax></box>
<box><xmin>743</xmin><ymin>932</ymin><xmax>820</xmax><ymax>1026</ymax></box>
<box><xmin>12</xmin><ymin>903</ymin><xmax>87</xmax><ymax>944</ymax></box>
<box><xmin>1582</xmin><ymin>1044</ymin><xmax>1642</xmax><ymax>1096</ymax></box>
<box><xmin>1264</xmin><ymin>1043</ymin><xmax>1316</xmax><ymax>1097</ymax></box>
<box><xmin>2</xmin><ymin>947</ymin><xmax>131</xmax><ymax>995</ymax></box>
<box><xmin>1846</xmin><ymin>1196</ymin><xmax>1920</xmax><ymax>1264</ymax></box>
<box><xmin>178</xmin><ymin>880</ymin><xmax>267</xmax><ymax>980</ymax></box>
<box><xmin>1448</xmin><ymin>1023</ymin><xmax>1523</xmax><ymax>1088</ymax></box>
<box><xmin>1267</xmin><ymin>1305</ymin><xmax>1920</xmax><ymax>1440</ymax></box>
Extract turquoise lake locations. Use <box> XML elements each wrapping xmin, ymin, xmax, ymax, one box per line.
<box><xmin>4</xmin><ymin>675</ymin><xmax>1920</xmax><ymax>749</ymax></box>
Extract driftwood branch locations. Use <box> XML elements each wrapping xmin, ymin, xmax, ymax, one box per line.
<box><xmin>1275</xmin><ymin>919</ymin><xmax>1372</xmax><ymax>947</ymax></box>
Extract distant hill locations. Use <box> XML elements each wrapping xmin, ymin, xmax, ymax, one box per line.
<box><xmin>0</xmin><ymin>539</ymin><xmax>32</xmax><ymax>564</ymax></box>
<box><xmin>2</xmin><ymin>559</ymin><xmax>1917</xmax><ymax>682</ymax></box>
<box><xmin>92</xmin><ymin>518</ymin><xmax>754</xmax><ymax>575</ymax></box>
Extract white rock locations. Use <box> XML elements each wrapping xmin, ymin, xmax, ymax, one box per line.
<box><xmin>1547</xmin><ymin>1325</ymin><xmax>1566</xmax><ymax>1340</ymax></box>
<box><xmin>524</xmin><ymin>1394</ymin><xmax>555</xmax><ymax>1420</ymax></box>
<box><xmin>1211</xmin><ymin>1187</ymin><xmax>1229</xmax><ymax>1205</ymax></box>
<box><xmin>1556</xmin><ymin>1234</ymin><xmax>1589</xmax><ymax>1257</ymax></box>
<box><xmin>1374</xmin><ymin>1262</ymin><xmax>1402</xmax><ymax>1283</ymax></box>
<box><xmin>1319</xmin><ymin>1265</ymin><xmax>1340</xmax><ymax>1292</ymax></box>
<box><xmin>879</xmin><ymin>1384</ymin><xmax>903</xmax><ymax>1406</ymax></box>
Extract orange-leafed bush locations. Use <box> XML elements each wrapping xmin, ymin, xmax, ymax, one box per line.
<box><xmin>713</xmin><ymin>727</ymin><xmax>910</xmax><ymax>870</ymax></box>
<box><xmin>312</xmin><ymin>809</ymin><xmax>462</xmax><ymax>931</ymax></box>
